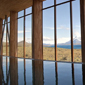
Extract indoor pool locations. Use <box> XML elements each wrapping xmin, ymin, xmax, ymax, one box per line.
<box><xmin>0</xmin><ymin>56</ymin><xmax>85</xmax><ymax>85</ymax></box>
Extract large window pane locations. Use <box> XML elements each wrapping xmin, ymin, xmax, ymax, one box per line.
<box><xmin>72</xmin><ymin>0</ymin><xmax>81</xmax><ymax>62</ymax></box>
<box><xmin>25</xmin><ymin>15</ymin><xmax>32</xmax><ymax>58</ymax></box>
<box><xmin>18</xmin><ymin>10</ymin><xmax>24</xmax><ymax>17</ymax></box>
<box><xmin>57</xmin><ymin>0</ymin><xmax>70</xmax><ymax>4</ymax></box>
<box><xmin>43</xmin><ymin>0</ymin><xmax>54</xmax><ymax>8</ymax></box>
<box><xmin>18</xmin><ymin>18</ymin><xmax>24</xmax><ymax>57</ymax></box>
<box><xmin>43</xmin><ymin>8</ymin><xmax>55</xmax><ymax>60</ymax></box>
<box><xmin>7</xmin><ymin>21</ymin><xmax>10</xmax><ymax>56</ymax></box>
<box><xmin>26</xmin><ymin>7</ymin><xmax>32</xmax><ymax>15</ymax></box>
<box><xmin>3</xmin><ymin>25</ymin><xmax>6</xmax><ymax>55</ymax></box>
<box><xmin>57</xmin><ymin>3</ymin><xmax>71</xmax><ymax>62</ymax></box>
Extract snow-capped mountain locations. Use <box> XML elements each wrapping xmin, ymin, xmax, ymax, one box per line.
<box><xmin>59</xmin><ymin>36</ymin><xmax>81</xmax><ymax>45</ymax></box>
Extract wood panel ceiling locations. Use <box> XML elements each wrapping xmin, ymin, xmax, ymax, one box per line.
<box><xmin>0</xmin><ymin>0</ymin><xmax>33</xmax><ymax>19</ymax></box>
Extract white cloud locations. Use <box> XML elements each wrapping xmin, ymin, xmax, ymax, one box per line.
<box><xmin>18</xmin><ymin>37</ymin><xmax>32</xmax><ymax>43</ymax></box>
<box><xmin>45</xmin><ymin>26</ymin><xmax>70</xmax><ymax>30</ymax></box>
<box><xmin>18</xmin><ymin>30</ymin><xmax>30</xmax><ymax>33</ymax></box>
<box><xmin>57</xmin><ymin>26</ymin><xmax>69</xmax><ymax>30</ymax></box>
<box><xmin>75</xmin><ymin>25</ymin><xmax>80</xmax><ymax>28</ymax></box>
<box><xmin>45</xmin><ymin>27</ymin><xmax>54</xmax><ymax>30</ymax></box>
<box><xmin>57</xmin><ymin>37</ymin><xmax>70</xmax><ymax>44</ymax></box>
<box><xmin>43</xmin><ymin>37</ymin><xmax>54</xmax><ymax>44</ymax></box>
<box><xmin>4</xmin><ymin>30</ymin><xmax>30</xmax><ymax>34</ymax></box>
<box><xmin>74</xmin><ymin>31</ymin><xmax>81</xmax><ymax>38</ymax></box>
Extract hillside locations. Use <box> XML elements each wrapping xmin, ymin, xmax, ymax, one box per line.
<box><xmin>18</xmin><ymin>41</ymin><xmax>31</xmax><ymax>47</ymax></box>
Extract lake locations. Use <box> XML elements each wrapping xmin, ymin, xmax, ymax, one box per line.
<box><xmin>50</xmin><ymin>45</ymin><xmax>81</xmax><ymax>49</ymax></box>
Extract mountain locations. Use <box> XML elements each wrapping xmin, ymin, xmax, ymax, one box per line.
<box><xmin>43</xmin><ymin>37</ymin><xmax>81</xmax><ymax>47</ymax></box>
<box><xmin>59</xmin><ymin>37</ymin><xmax>81</xmax><ymax>45</ymax></box>
<box><xmin>18</xmin><ymin>41</ymin><xmax>31</xmax><ymax>46</ymax></box>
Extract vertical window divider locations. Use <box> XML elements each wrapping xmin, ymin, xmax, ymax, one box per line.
<box><xmin>54</xmin><ymin>0</ymin><xmax>57</xmax><ymax>61</ymax></box>
<box><xmin>6</xmin><ymin>17</ymin><xmax>8</xmax><ymax>57</ymax></box>
<box><xmin>23</xmin><ymin>9</ymin><xmax>26</xmax><ymax>85</ymax></box>
<box><xmin>70</xmin><ymin>0</ymin><xmax>74</xmax><ymax>62</ymax></box>
<box><xmin>24</xmin><ymin>9</ymin><xmax>26</xmax><ymax>58</ymax></box>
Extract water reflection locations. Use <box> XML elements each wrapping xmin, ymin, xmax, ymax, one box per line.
<box><xmin>10</xmin><ymin>58</ymin><xmax>18</xmax><ymax>85</ymax></box>
<box><xmin>0</xmin><ymin>56</ymin><xmax>85</xmax><ymax>85</ymax></box>
<box><xmin>82</xmin><ymin>64</ymin><xmax>85</xmax><ymax>85</ymax></box>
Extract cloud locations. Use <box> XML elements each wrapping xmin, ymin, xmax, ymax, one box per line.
<box><xmin>43</xmin><ymin>36</ymin><xmax>70</xmax><ymax>44</ymax></box>
<box><xmin>57</xmin><ymin>26</ymin><xmax>69</xmax><ymax>30</ymax></box>
<box><xmin>18</xmin><ymin>30</ymin><xmax>30</xmax><ymax>33</ymax></box>
<box><xmin>45</xmin><ymin>27</ymin><xmax>54</xmax><ymax>30</ymax></box>
<box><xmin>75</xmin><ymin>25</ymin><xmax>80</xmax><ymax>28</ymax></box>
<box><xmin>74</xmin><ymin>31</ymin><xmax>80</xmax><ymax>38</ymax></box>
<box><xmin>43</xmin><ymin>37</ymin><xmax>54</xmax><ymax>44</ymax></box>
<box><xmin>4</xmin><ymin>30</ymin><xmax>30</xmax><ymax>34</ymax></box>
<box><xmin>45</xmin><ymin>26</ymin><xmax>70</xmax><ymax>30</ymax></box>
<box><xmin>18</xmin><ymin>37</ymin><xmax>32</xmax><ymax>43</ymax></box>
<box><xmin>57</xmin><ymin>37</ymin><xmax>70</xmax><ymax>44</ymax></box>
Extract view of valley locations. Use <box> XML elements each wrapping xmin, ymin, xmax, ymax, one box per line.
<box><xmin>3</xmin><ymin>36</ymin><xmax>82</xmax><ymax>62</ymax></box>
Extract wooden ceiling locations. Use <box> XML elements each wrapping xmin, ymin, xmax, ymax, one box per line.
<box><xmin>0</xmin><ymin>0</ymin><xmax>44</xmax><ymax>19</ymax></box>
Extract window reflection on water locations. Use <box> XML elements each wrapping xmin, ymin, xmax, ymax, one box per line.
<box><xmin>0</xmin><ymin>56</ymin><xmax>84</xmax><ymax>85</ymax></box>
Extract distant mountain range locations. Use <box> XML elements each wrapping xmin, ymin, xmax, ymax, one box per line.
<box><xmin>18</xmin><ymin>41</ymin><xmax>31</xmax><ymax>46</ymax></box>
<box><xmin>17</xmin><ymin>37</ymin><xmax>81</xmax><ymax>47</ymax></box>
<box><xmin>58</xmin><ymin>37</ymin><xmax>81</xmax><ymax>45</ymax></box>
<box><xmin>43</xmin><ymin>37</ymin><xmax>81</xmax><ymax>47</ymax></box>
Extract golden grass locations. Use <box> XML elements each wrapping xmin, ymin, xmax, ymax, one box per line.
<box><xmin>3</xmin><ymin>46</ymin><xmax>82</xmax><ymax>62</ymax></box>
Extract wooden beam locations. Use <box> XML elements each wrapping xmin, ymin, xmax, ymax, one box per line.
<box><xmin>54</xmin><ymin>0</ymin><xmax>57</xmax><ymax>61</ymax></box>
<box><xmin>70</xmin><ymin>0</ymin><xmax>74</xmax><ymax>62</ymax></box>
<box><xmin>32</xmin><ymin>0</ymin><xmax>43</xmax><ymax>59</ymax></box>
<box><xmin>0</xmin><ymin>18</ymin><xmax>3</xmax><ymax>55</ymax></box>
<box><xmin>10</xmin><ymin>11</ymin><xmax>18</xmax><ymax>57</ymax></box>
<box><xmin>24</xmin><ymin>9</ymin><xmax>25</xmax><ymax>58</ymax></box>
<box><xmin>80</xmin><ymin>0</ymin><xmax>85</xmax><ymax>63</ymax></box>
<box><xmin>6</xmin><ymin>16</ymin><xmax>8</xmax><ymax>56</ymax></box>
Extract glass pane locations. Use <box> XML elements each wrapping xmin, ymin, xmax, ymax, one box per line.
<box><xmin>26</xmin><ymin>7</ymin><xmax>32</xmax><ymax>15</ymax></box>
<box><xmin>74</xmin><ymin>64</ymin><xmax>83</xmax><ymax>85</ymax></box>
<box><xmin>25</xmin><ymin>15</ymin><xmax>32</xmax><ymax>58</ymax></box>
<box><xmin>3</xmin><ymin>26</ymin><xmax>6</xmax><ymax>56</ymax></box>
<box><xmin>3</xmin><ymin>19</ymin><xmax>5</xmax><ymax>24</ymax></box>
<box><xmin>44</xmin><ymin>61</ymin><xmax>56</xmax><ymax>85</ymax></box>
<box><xmin>26</xmin><ymin>59</ymin><xmax>32</xmax><ymax>85</ymax></box>
<box><xmin>57</xmin><ymin>3</ymin><xmax>71</xmax><ymax>62</ymax></box>
<box><xmin>18</xmin><ymin>10</ymin><xmax>24</xmax><ymax>17</ymax></box>
<box><xmin>43</xmin><ymin>0</ymin><xmax>54</xmax><ymax>8</ymax></box>
<box><xmin>72</xmin><ymin>0</ymin><xmax>81</xmax><ymax>62</ymax></box>
<box><xmin>18</xmin><ymin>59</ymin><xmax>24</xmax><ymax>85</ymax></box>
<box><xmin>7</xmin><ymin>23</ymin><xmax>10</xmax><ymax>56</ymax></box>
<box><xmin>43</xmin><ymin>8</ymin><xmax>55</xmax><ymax>60</ymax></box>
<box><xmin>8</xmin><ymin>17</ymin><xmax>10</xmax><ymax>22</ymax></box>
<box><xmin>57</xmin><ymin>0</ymin><xmax>70</xmax><ymax>4</ymax></box>
<box><xmin>58</xmin><ymin>63</ymin><xmax>72</xmax><ymax>85</ymax></box>
<box><xmin>2</xmin><ymin>57</ymin><xmax>6</xmax><ymax>83</ymax></box>
<box><xmin>18</xmin><ymin>18</ymin><xmax>24</xmax><ymax>57</ymax></box>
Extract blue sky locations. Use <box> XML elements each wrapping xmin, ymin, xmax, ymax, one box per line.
<box><xmin>43</xmin><ymin>0</ymin><xmax>81</xmax><ymax>44</ymax></box>
<box><xmin>3</xmin><ymin>0</ymin><xmax>81</xmax><ymax>45</ymax></box>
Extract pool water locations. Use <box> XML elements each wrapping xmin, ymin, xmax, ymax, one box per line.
<box><xmin>0</xmin><ymin>56</ymin><xmax>85</xmax><ymax>85</ymax></box>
